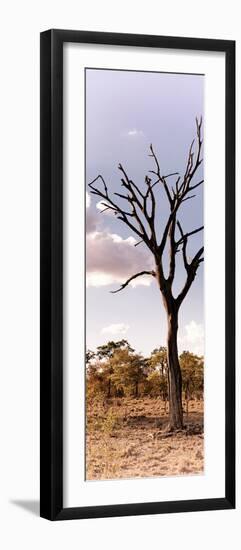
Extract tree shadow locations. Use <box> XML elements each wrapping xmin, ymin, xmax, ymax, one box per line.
<box><xmin>10</xmin><ymin>499</ymin><xmax>39</xmax><ymax>516</ymax></box>
<box><xmin>125</xmin><ymin>415</ymin><xmax>167</xmax><ymax>429</ymax></box>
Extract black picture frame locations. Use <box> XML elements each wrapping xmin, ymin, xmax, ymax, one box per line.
<box><xmin>40</xmin><ymin>29</ymin><xmax>235</xmax><ymax>521</ymax></box>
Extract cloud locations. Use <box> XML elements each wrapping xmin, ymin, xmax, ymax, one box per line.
<box><xmin>86</xmin><ymin>192</ymin><xmax>100</xmax><ymax>234</ymax></box>
<box><xmin>86</xmin><ymin>230</ymin><xmax>154</xmax><ymax>288</ymax></box>
<box><xmin>101</xmin><ymin>323</ymin><xmax>130</xmax><ymax>336</ymax></box>
<box><xmin>178</xmin><ymin>321</ymin><xmax>204</xmax><ymax>356</ymax></box>
<box><xmin>126</xmin><ymin>129</ymin><xmax>144</xmax><ymax>137</ymax></box>
<box><xmin>86</xmin><ymin>209</ymin><xmax>98</xmax><ymax>234</ymax></box>
<box><xmin>96</xmin><ymin>200</ymin><xmax>114</xmax><ymax>215</ymax></box>
<box><xmin>86</xmin><ymin>190</ymin><xmax>154</xmax><ymax>289</ymax></box>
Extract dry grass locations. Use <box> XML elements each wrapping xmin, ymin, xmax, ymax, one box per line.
<box><xmin>86</xmin><ymin>397</ymin><xmax>204</xmax><ymax>480</ymax></box>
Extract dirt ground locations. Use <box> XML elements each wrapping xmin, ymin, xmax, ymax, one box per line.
<box><xmin>86</xmin><ymin>397</ymin><xmax>204</xmax><ymax>480</ymax></box>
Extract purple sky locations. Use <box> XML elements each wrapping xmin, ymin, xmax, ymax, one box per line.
<box><xmin>85</xmin><ymin>69</ymin><xmax>204</xmax><ymax>357</ymax></box>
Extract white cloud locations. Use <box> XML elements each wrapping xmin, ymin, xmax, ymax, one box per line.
<box><xmin>96</xmin><ymin>200</ymin><xmax>114</xmax><ymax>215</ymax></box>
<box><xmin>178</xmin><ymin>320</ymin><xmax>204</xmax><ymax>356</ymax></box>
<box><xmin>86</xmin><ymin>190</ymin><xmax>154</xmax><ymax>290</ymax></box>
<box><xmin>127</xmin><ymin>128</ymin><xmax>144</xmax><ymax>137</ymax></box>
<box><xmin>101</xmin><ymin>323</ymin><xmax>130</xmax><ymax>336</ymax></box>
<box><xmin>86</xmin><ymin>192</ymin><xmax>101</xmax><ymax>234</ymax></box>
<box><xmin>86</xmin><ymin>230</ymin><xmax>154</xmax><ymax>288</ymax></box>
<box><xmin>86</xmin><ymin>209</ymin><xmax>98</xmax><ymax>234</ymax></box>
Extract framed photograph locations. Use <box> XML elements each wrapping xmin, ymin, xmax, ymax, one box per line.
<box><xmin>40</xmin><ymin>29</ymin><xmax>235</xmax><ymax>520</ymax></box>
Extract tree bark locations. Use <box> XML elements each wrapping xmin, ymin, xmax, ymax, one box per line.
<box><xmin>166</xmin><ymin>312</ymin><xmax>183</xmax><ymax>430</ymax></box>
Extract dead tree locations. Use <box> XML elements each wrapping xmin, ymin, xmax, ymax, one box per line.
<box><xmin>89</xmin><ymin>118</ymin><xmax>204</xmax><ymax>430</ymax></box>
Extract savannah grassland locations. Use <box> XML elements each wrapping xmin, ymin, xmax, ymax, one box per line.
<box><xmin>86</xmin><ymin>396</ymin><xmax>204</xmax><ymax>480</ymax></box>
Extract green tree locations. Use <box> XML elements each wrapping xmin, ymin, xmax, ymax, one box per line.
<box><xmin>110</xmin><ymin>348</ymin><xmax>146</xmax><ymax>397</ymax></box>
<box><xmin>86</xmin><ymin>349</ymin><xmax>95</xmax><ymax>365</ymax></box>
<box><xmin>146</xmin><ymin>347</ymin><xmax>169</xmax><ymax>405</ymax></box>
<box><xmin>96</xmin><ymin>340</ymin><xmax>133</xmax><ymax>398</ymax></box>
<box><xmin>179</xmin><ymin>351</ymin><xmax>204</xmax><ymax>414</ymax></box>
<box><xmin>86</xmin><ymin>350</ymin><xmax>106</xmax><ymax>400</ymax></box>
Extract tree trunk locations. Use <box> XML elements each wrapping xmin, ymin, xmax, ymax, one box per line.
<box><xmin>166</xmin><ymin>312</ymin><xmax>183</xmax><ymax>430</ymax></box>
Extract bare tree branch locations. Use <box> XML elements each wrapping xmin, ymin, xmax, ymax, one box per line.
<box><xmin>89</xmin><ymin>174</ymin><xmax>150</xmax><ymax>246</ymax></box>
<box><xmin>157</xmin><ymin>119</ymin><xmax>203</xmax><ymax>261</ymax></box>
<box><xmin>189</xmin><ymin>179</ymin><xmax>204</xmax><ymax>191</ymax></box>
<box><xmin>176</xmin><ymin>220</ymin><xmax>189</xmax><ymax>272</ymax></box>
<box><xmin>181</xmin><ymin>194</ymin><xmax>196</xmax><ymax>203</ymax></box>
<box><xmin>118</xmin><ymin>164</ymin><xmax>144</xmax><ymax>201</ymax></box>
<box><xmin>98</xmin><ymin>205</ymin><xmax>115</xmax><ymax>214</ymax></box>
<box><xmin>149</xmin><ymin>144</ymin><xmax>173</xmax><ymax>205</ymax></box>
<box><xmin>134</xmin><ymin>239</ymin><xmax>144</xmax><ymax>247</ymax></box>
<box><xmin>168</xmin><ymin>214</ymin><xmax>177</xmax><ymax>283</ymax></box>
<box><xmin>144</xmin><ymin>175</ymin><xmax>156</xmax><ymax>237</ymax></box>
<box><xmin>118</xmin><ymin>164</ymin><xmax>155</xmax><ymax>245</ymax></box>
<box><xmin>176</xmin><ymin>246</ymin><xmax>204</xmax><ymax>308</ymax></box>
<box><xmin>110</xmin><ymin>270</ymin><xmax>156</xmax><ymax>294</ymax></box>
<box><xmin>163</xmin><ymin>172</ymin><xmax>179</xmax><ymax>179</ymax></box>
<box><xmin>174</xmin><ymin>119</ymin><xmax>203</xmax><ymax>202</ymax></box>
<box><xmin>176</xmin><ymin>223</ymin><xmax>204</xmax><ymax>246</ymax></box>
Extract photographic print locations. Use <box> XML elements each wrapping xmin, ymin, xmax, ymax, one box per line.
<box><xmin>86</xmin><ymin>68</ymin><xmax>204</xmax><ymax>481</ymax></box>
<box><xmin>40</xmin><ymin>29</ymin><xmax>235</xmax><ymax>520</ymax></box>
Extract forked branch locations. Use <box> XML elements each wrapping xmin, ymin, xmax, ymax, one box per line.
<box><xmin>176</xmin><ymin>245</ymin><xmax>204</xmax><ymax>308</ymax></box>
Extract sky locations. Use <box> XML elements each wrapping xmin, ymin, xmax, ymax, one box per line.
<box><xmin>85</xmin><ymin>68</ymin><xmax>204</xmax><ymax>357</ymax></box>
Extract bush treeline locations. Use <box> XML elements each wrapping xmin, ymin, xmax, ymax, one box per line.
<box><xmin>86</xmin><ymin>340</ymin><xmax>204</xmax><ymax>403</ymax></box>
